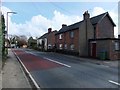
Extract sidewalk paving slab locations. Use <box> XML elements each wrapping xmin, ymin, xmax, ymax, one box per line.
<box><xmin>2</xmin><ymin>49</ymin><xmax>32</xmax><ymax>89</ymax></box>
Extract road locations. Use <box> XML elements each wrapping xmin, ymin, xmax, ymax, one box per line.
<box><xmin>13</xmin><ymin>48</ymin><xmax>119</xmax><ymax>89</ymax></box>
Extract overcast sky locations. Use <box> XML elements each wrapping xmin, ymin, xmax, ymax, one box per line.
<box><xmin>1</xmin><ymin>1</ymin><xmax>119</xmax><ymax>38</ymax></box>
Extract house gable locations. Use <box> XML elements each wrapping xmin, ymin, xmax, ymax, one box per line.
<box><xmin>96</xmin><ymin>14</ymin><xmax>115</xmax><ymax>38</ymax></box>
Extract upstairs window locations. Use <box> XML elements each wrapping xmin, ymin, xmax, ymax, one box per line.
<box><xmin>59</xmin><ymin>34</ymin><xmax>63</xmax><ymax>39</ymax></box>
<box><xmin>70</xmin><ymin>31</ymin><xmax>74</xmax><ymax>38</ymax></box>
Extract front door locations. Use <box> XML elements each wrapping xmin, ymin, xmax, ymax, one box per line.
<box><xmin>91</xmin><ymin>43</ymin><xmax>96</xmax><ymax>58</ymax></box>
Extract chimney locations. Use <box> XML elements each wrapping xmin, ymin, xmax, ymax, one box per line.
<box><xmin>83</xmin><ymin>11</ymin><xmax>90</xmax><ymax>20</ymax></box>
<box><xmin>48</xmin><ymin>28</ymin><xmax>52</xmax><ymax>33</ymax></box>
<box><xmin>118</xmin><ymin>35</ymin><xmax>120</xmax><ymax>38</ymax></box>
<box><xmin>62</xmin><ymin>24</ymin><xmax>67</xmax><ymax>28</ymax></box>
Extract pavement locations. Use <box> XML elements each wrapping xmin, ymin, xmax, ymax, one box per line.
<box><xmin>63</xmin><ymin>54</ymin><xmax>119</xmax><ymax>68</ymax></box>
<box><xmin>0</xmin><ymin>71</ymin><xmax>2</xmax><ymax>90</ymax></box>
<box><xmin>46</xmin><ymin>52</ymin><xmax>118</xmax><ymax>68</ymax></box>
<box><xmin>2</xmin><ymin>49</ymin><xmax>32</xmax><ymax>89</ymax></box>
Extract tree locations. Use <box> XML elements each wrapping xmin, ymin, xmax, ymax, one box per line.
<box><xmin>9</xmin><ymin>35</ymin><xmax>27</xmax><ymax>48</ymax></box>
<box><xmin>1</xmin><ymin>14</ymin><xmax>6</xmax><ymax>57</ymax></box>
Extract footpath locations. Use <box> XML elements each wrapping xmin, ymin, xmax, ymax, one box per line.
<box><xmin>2</xmin><ymin>49</ymin><xmax>32</xmax><ymax>89</ymax></box>
<box><xmin>51</xmin><ymin>52</ymin><xmax>119</xmax><ymax>68</ymax></box>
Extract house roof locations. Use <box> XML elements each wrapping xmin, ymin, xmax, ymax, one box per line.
<box><xmin>90</xmin><ymin>12</ymin><xmax>116</xmax><ymax>26</ymax></box>
<box><xmin>57</xmin><ymin>21</ymin><xmax>83</xmax><ymax>34</ymax></box>
<box><xmin>38</xmin><ymin>33</ymin><xmax>48</xmax><ymax>39</ymax></box>
<box><xmin>38</xmin><ymin>31</ymin><xmax>57</xmax><ymax>39</ymax></box>
<box><xmin>56</xmin><ymin>12</ymin><xmax>116</xmax><ymax>35</ymax></box>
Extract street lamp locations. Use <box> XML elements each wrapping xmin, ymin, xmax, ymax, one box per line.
<box><xmin>6</xmin><ymin>12</ymin><xmax>17</xmax><ymax>54</ymax></box>
<box><xmin>6</xmin><ymin>12</ymin><xmax>17</xmax><ymax>40</ymax></box>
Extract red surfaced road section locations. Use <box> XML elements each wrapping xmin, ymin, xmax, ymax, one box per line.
<box><xmin>13</xmin><ymin>49</ymin><xmax>62</xmax><ymax>71</ymax></box>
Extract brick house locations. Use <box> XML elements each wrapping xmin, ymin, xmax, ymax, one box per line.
<box><xmin>37</xmin><ymin>28</ymin><xmax>57</xmax><ymax>51</ymax></box>
<box><xmin>55</xmin><ymin>11</ymin><xmax>119</xmax><ymax>60</ymax></box>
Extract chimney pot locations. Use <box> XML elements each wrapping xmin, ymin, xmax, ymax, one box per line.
<box><xmin>62</xmin><ymin>24</ymin><xmax>67</xmax><ymax>28</ymax></box>
<box><xmin>83</xmin><ymin>10</ymin><xmax>90</xmax><ymax>20</ymax></box>
<box><xmin>48</xmin><ymin>28</ymin><xmax>52</xmax><ymax>33</ymax></box>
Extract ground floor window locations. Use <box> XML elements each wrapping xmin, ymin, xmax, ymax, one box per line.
<box><xmin>59</xmin><ymin>44</ymin><xmax>63</xmax><ymax>49</ymax></box>
<box><xmin>48</xmin><ymin>44</ymin><xmax>52</xmax><ymax>49</ymax></box>
<box><xmin>115</xmin><ymin>42</ymin><xmax>119</xmax><ymax>51</ymax></box>
<box><xmin>70</xmin><ymin>44</ymin><xmax>74</xmax><ymax>50</ymax></box>
<box><xmin>64</xmin><ymin>44</ymin><xmax>67</xmax><ymax>49</ymax></box>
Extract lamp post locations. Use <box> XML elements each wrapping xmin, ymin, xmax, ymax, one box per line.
<box><xmin>6</xmin><ymin>12</ymin><xmax>17</xmax><ymax>54</ymax></box>
<box><xmin>6</xmin><ymin>12</ymin><xmax>17</xmax><ymax>40</ymax></box>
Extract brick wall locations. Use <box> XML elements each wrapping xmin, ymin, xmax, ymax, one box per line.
<box><xmin>96</xmin><ymin>40</ymin><xmax>119</xmax><ymax>60</ymax></box>
<box><xmin>55</xmin><ymin>29</ymin><xmax>79</xmax><ymax>53</ymax></box>
<box><xmin>97</xmin><ymin>16</ymin><xmax>114</xmax><ymax>38</ymax></box>
<box><xmin>96</xmin><ymin>40</ymin><xmax>110</xmax><ymax>59</ymax></box>
<box><xmin>47</xmin><ymin>31</ymin><xmax>57</xmax><ymax>49</ymax></box>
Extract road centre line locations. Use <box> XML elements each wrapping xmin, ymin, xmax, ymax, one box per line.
<box><xmin>43</xmin><ymin>57</ymin><xmax>71</xmax><ymax>68</ymax></box>
<box><xmin>109</xmin><ymin>80</ymin><xmax>120</xmax><ymax>86</ymax></box>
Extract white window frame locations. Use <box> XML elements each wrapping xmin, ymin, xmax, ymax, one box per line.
<box><xmin>70</xmin><ymin>44</ymin><xmax>74</xmax><ymax>50</ymax></box>
<box><xmin>115</xmin><ymin>42</ymin><xmax>119</xmax><ymax>51</ymax></box>
<box><xmin>59</xmin><ymin>44</ymin><xmax>63</xmax><ymax>49</ymax></box>
<box><xmin>59</xmin><ymin>34</ymin><xmax>63</xmax><ymax>40</ymax></box>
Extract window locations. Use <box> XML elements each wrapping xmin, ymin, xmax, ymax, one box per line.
<box><xmin>70</xmin><ymin>31</ymin><xmax>74</xmax><ymax>38</ymax></box>
<box><xmin>70</xmin><ymin>44</ymin><xmax>74</xmax><ymax>50</ymax></box>
<box><xmin>59</xmin><ymin>44</ymin><xmax>63</xmax><ymax>49</ymax></box>
<box><xmin>59</xmin><ymin>34</ymin><xmax>63</xmax><ymax>39</ymax></box>
<box><xmin>48</xmin><ymin>44</ymin><xmax>52</xmax><ymax>49</ymax></box>
<box><xmin>115</xmin><ymin>42</ymin><xmax>119</xmax><ymax>51</ymax></box>
<box><xmin>64</xmin><ymin>44</ymin><xmax>67</xmax><ymax>49</ymax></box>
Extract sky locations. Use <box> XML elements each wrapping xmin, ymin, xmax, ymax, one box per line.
<box><xmin>1</xmin><ymin>0</ymin><xmax>119</xmax><ymax>38</ymax></box>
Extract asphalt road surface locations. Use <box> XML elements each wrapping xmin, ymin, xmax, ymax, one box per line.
<box><xmin>13</xmin><ymin>48</ymin><xmax>119</xmax><ymax>89</ymax></box>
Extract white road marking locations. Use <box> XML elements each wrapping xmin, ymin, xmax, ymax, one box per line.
<box><xmin>25</xmin><ymin>51</ymin><xmax>37</xmax><ymax>56</ymax></box>
<box><xmin>43</xmin><ymin>57</ymin><xmax>71</xmax><ymax>68</ymax></box>
<box><xmin>109</xmin><ymin>80</ymin><xmax>120</xmax><ymax>86</ymax></box>
<box><xmin>100</xmin><ymin>65</ymin><xmax>109</xmax><ymax>67</ymax></box>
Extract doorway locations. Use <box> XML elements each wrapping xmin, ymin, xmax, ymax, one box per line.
<box><xmin>91</xmin><ymin>42</ymin><xmax>96</xmax><ymax>58</ymax></box>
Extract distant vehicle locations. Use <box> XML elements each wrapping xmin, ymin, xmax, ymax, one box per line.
<box><xmin>11</xmin><ymin>44</ymin><xmax>16</xmax><ymax>48</ymax></box>
<box><xmin>23</xmin><ymin>45</ymin><xmax>27</xmax><ymax>48</ymax></box>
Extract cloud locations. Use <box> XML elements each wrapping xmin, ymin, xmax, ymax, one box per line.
<box><xmin>92</xmin><ymin>7</ymin><xmax>106</xmax><ymax>16</ymax></box>
<box><xmin>2</xmin><ymin>6</ymin><xmax>82</xmax><ymax>38</ymax></box>
<box><xmin>1</xmin><ymin>6</ymin><xmax>118</xmax><ymax>39</ymax></box>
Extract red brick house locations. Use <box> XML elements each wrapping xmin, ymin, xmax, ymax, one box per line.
<box><xmin>55</xmin><ymin>11</ymin><xmax>119</xmax><ymax>60</ymax></box>
<box><xmin>37</xmin><ymin>28</ymin><xmax>57</xmax><ymax>51</ymax></box>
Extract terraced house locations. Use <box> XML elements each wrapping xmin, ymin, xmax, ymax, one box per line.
<box><xmin>37</xmin><ymin>28</ymin><xmax>57</xmax><ymax>51</ymax></box>
<box><xmin>55</xmin><ymin>11</ymin><xmax>119</xmax><ymax>60</ymax></box>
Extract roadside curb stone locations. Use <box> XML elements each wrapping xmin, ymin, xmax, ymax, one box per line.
<box><xmin>2</xmin><ymin>49</ymin><xmax>32</xmax><ymax>89</ymax></box>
